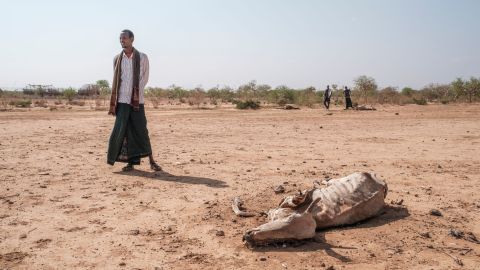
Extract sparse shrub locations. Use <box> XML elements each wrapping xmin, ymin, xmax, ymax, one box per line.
<box><xmin>235</xmin><ymin>99</ymin><xmax>260</xmax><ymax>109</ymax></box>
<box><xmin>413</xmin><ymin>97</ymin><xmax>427</xmax><ymax>105</ymax></box>
<box><xmin>23</xmin><ymin>89</ymin><xmax>35</xmax><ymax>95</ymax></box>
<box><xmin>421</xmin><ymin>83</ymin><xmax>453</xmax><ymax>102</ymax></box>
<box><xmin>401</xmin><ymin>87</ymin><xmax>416</xmax><ymax>97</ymax></box>
<box><xmin>166</xmin><ymin>85</ymin><xmax>189</xmax><ymax>100</ymax></box>
<box><xmin>207</xmin><ymin>86</ymin><xmax>220</xmax><ymax>105</ymax></box>
<box><xmin>69</xmin><ymin>100</ymin><xmax>85</xmax><ymax>106</ymax></box>
<box><xmin>150</xmin><ymin>97</ymin><xmax>160</xmax><ymax>108</ymax></box>
<box><xmin>34</xmin><ymin>99</ymin><xmax>48</xmax><ymax>108</ymax></box>
<box><xmin>452</xmin><ymin>77</ymin><xmax>480</xmax><ymax>103</ymax></box>
<box><xmin>95</xmin><ymin>98</ymin><xmax>103</xmax><ymax>109</ymax></box>
<box><xmin>334</xmin><ymin>99</ymin><xmax>344</xmax><ymax>106</ymax></box>
<box><xmin>63</xmin><ymin>87</ymin><xmax>77</xmax><ymax>102</ymax></box>
<box><xmin>9</xmin><ymin>99</ymin><xmax>32</xmax><ymax>108</ymax></box>
<box><xmin>295</xmin><ymin>87</ymin><xmax>317</xmax><ymax>107</ymax></box>
<box><xmin>0</xmin><ymin>98</ymin><xmax>9</xmax><ymax>110</ymax></box>
<box><xmin>398</xmin><ymin>96</ymin><xmax>415</xmax><ymax>105</ymax></box>
<box><xmin>218</xmin><ymin>86</ymin><xmax>235</xmax><ymax>102</ymax></box>
<box><xmin>146</xmin><ymin>87</ymin><xmax>167</xmax><ymax>109</ymax></box>
<box><xmin>377</xmin><ymin>87</ymin><xmax>402</xmax><ymax>105</ymax></box>
<box><xmin>354</xmin><ymin>75</ymin><xmax>378</xmax><ymax>104</ymax></box>
<box><xmin>266</xmin><ymin>86</ymin><xmax>296</xmax><ymax>106</ymax></box>
<box><xmin>188</xmin><ymin>88</ymin><xmax>206</xmax><ymax>108</ymax></box>
<box><xmin>237</xmin><ymin>80</ymin><xmax>259</xmax><ymax>100</ymax></box>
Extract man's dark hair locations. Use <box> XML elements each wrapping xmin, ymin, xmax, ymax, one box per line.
<box><xmin>121</xmin><ymin>29</ymin><xmax>134</xmax><ymax>39</ymax></box>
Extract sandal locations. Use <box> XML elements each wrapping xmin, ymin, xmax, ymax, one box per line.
<box><xmin>122</xmin><ymin>163</ymin><xmax>134</xmax><ymax>172</ymax></box>
<box><xmin>150</xmin><ymin>162</ymin><xmax>162</xmax><ymax>171</ymax></box>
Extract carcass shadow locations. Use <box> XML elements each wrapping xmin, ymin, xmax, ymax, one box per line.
<box><xmin>247</xmin><ymin>235</ymin><xmax>355</xmax><ymax>263</ymax></box>
<box><xmin>247</xmin><ymin>205</ymin><xmax>409</xmax><ymax>263</ymax></box>
<box><xmin>114</xmin><ymin>169</ymin><xmax>228</xmax><ymax>188</ymax></box>
<box><xmin>247</xmin><ymin>235</ymin><xmax>355</xmax><ymax>262</ymax></box>
<box><xmin>332</xmin><ymin>205</ymin><xmax>410</xmax><ymax>230</ymax></box>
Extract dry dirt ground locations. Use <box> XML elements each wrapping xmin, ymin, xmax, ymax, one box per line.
<box><xmin>1</xmin><ymin>104</ymin><xmax>479</xmax><ymax>269</ymax></box>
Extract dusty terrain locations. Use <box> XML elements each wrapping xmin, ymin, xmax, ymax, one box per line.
<box><xmin>1</xmin><ymin>104</ymin><xmax>479</xmax><ymax>269</ymax></box>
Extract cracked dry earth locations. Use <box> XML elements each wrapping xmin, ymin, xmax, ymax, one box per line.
<box><xmin>1</xmin><ymin>103</ymin><xmax>479</xmax><ymax>269</ymax></box>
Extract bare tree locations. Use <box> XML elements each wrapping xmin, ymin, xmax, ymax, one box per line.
<box><xmin>237</xmin><ymin>80</ymin><xmax>258</xmax><ymax>100</ymax></box>
<box><xmin>354</xmin><ymin>75</ymin><xmax>378</xmax><ymax>104</ymax></box>
<box><xmin>331</xmin><ymin>84</ymin><xmax>340</xmax><ymax>104</ymax></box>
<box><xmin>465</xmin><ymin>77</ymin><xmax>480</xmax><ymax>102</ymax></box>
<box><xmin>451</xmin><ymin>77</ymin><xmax>480</xmax><ymax>102</ymax></box>
<box><xmin>189</xmin><ymin>87</ymin><xmax>206</xmax><ymax>108</ymax></box>
<box><xmin>378</xmin><ymin>86</ymin><xmax>400</xmax><ymax>104</ymax></box>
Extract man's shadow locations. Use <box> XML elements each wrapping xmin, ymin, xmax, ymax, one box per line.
<box><xmin>114</xmin><ymin>169</ymin><xmax>228</xmax><ymax>188</ymax></box>
<box><xmin>249</xmin><ymin>205</ymin><xmax>410</xmax><ymax>263</ymax></box>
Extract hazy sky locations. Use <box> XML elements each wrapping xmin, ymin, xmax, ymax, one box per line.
<box><xmin>3</xmin><ymin>0</ymin><xmax>479</xmax><ymax>90</ymax></box>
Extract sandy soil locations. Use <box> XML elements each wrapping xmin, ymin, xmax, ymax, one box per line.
<box><xmin>1</xmin><ymin>104</ymin><xmax>479</xmax><ymax>269</ymax></box>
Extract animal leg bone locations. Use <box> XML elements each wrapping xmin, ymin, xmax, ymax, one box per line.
<box><xmin>232</xmin><ymin>197</ymin><xmax>256</xmax><ymax>217</ymax></box>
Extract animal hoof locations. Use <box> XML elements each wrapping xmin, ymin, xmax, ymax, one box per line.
<box><xmin>273</xmin><ymin>185</ymin><xmax>285</xmax><ymax>194</ymax></box>
<box><xmin>242</xmin><ymin>230</ymin><xmax>256</xmax><ymax>247</ymax></box>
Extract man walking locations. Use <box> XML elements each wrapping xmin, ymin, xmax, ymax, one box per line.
<box><xmin>107</xmin><ymin>29</ymin><xmax>162</xmax><ymax>172</ymax></box>
<box><xmin>344</xmin><ymin>86</ymin><xmax>353</xmax><ymax>109</ymax></box>
<box><xmin>323</xmin><ymin>85</ymin><xmax>332</xmax><ymax>109</ymax></box>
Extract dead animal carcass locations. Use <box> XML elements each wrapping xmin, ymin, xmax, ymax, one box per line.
<box><xmin>243</xmin><ymin>172</ymin><xmax>388</xmax><ymax>246</ymax></box>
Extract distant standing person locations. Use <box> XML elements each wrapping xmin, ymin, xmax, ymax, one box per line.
<box><xmin>107</xmin><ymin>29</ymin><xmax>162</xmax><ymax>172</ymax></box>
<box><xmin>344</xmin><ymin>86</ymin><xmax>353</xmax><ymax>109</ymax></box>
<box><xmin>323</xmin><ymin>85</ymin><xmax>332</xmax><ymax>109</ymax></box>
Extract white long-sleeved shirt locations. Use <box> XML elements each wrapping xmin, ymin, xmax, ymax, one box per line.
<box><xmin>116</xmin><ymin>51</ymin><xmax>149</xmax><ymax>104</ymax></box>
